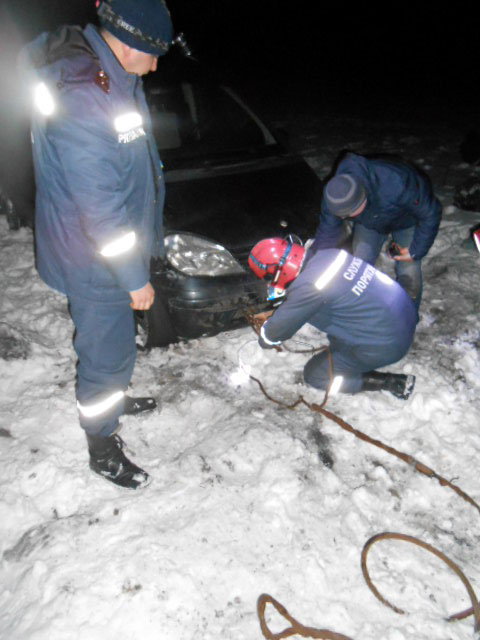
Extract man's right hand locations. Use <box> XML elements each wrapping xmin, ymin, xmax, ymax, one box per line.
<box><xmin>253</xmin><ymin>310</ymin><xmax>274</xmax><ymax>324</ymax></box>
<box><xmin>129</xmin><ymin>282</ymin><xmax>155</xmax><ymax>310</ymax></box>
<box><xmin>250</xmin><ymin>310</ymin><xmax>274</xmax><ymax>334</ymax></box>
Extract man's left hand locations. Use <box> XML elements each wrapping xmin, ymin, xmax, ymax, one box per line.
<box><xmin>129</xmin><ymin>282</ymin><xmax>155</xmax><ymax>310</ymax></box>
<box><xmin>393</xmin><ymin>246</ymin><xmax>413</xmax><ymax>262</ymax></box>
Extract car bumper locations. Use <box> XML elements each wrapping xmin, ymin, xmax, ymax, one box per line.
<box><xmin>151</xmin><ymin>265</ymin><xmax>271</xmax><ymax>340</ymax></box>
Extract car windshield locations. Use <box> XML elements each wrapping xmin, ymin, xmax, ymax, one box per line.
<box><xmin>148</xmin><ymin>80</ymin><xmax>276</xmax><ymax>160</ymax></box>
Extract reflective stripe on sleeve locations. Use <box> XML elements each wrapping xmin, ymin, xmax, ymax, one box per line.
<box><xmin>34</xmin><ymin>82</ymin><xmax>55</xmax><ymax>116</ymax></box>
<box><xmin>77</xmin><ymin>391</ymin><xmax>124</xmax><ymax>418</ymax></box>
<box><xmin>100</xmin><ymin>231</ymin><xmax>136</xmax><ymax>257</ymax></box>
<box><xmin>315</xmin><ymin>250</ymin><xmax>348</xmax><ymax>290</ymax></box>
<box><xmin>260</xmin><ymin>324</ymin><xmax>282</xmax><ymax>346</ymax></box>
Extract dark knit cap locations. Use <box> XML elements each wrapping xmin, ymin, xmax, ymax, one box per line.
<box><xmin>324</xmin><ymin>174</ymin><xmax>367</xmax><ymax>218</ymax></box>
<box><xmin>96</xmin><ymin>0</ymin><xmax>173</xmax><ymax>56</ymax></box>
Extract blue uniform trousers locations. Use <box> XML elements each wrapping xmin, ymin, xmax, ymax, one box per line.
<box><xmin>304</xmin><ymin>335</ymin><xmax>411</xmax><ymax>394</ymax></box>
<box><xmin>68</xmin><ymin>296</ymin><xmax>136</xmax><ymax>437</ymax></box>
<box><xmin>352</xmin><ymin>225</ymin><xmax>422</xmax><ymax>310</ymax></box>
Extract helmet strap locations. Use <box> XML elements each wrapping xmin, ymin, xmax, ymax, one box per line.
<box><xmin>272</xmin><ymin>242</ymin><xmax>292</xmax><ymax>285</ymax></box>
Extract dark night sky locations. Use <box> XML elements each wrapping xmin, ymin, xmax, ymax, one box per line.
<box><xmin>0</xmin><ymin>0</ymin><xmax>476</xmax><ymax>222</ymax></box>
<box><xmin>1</xmin><ymin>0</ymin><xmax>477</xmax><ymax>124</ymax></box>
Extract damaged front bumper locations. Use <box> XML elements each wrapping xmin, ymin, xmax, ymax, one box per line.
<box><xmin>150</xmin><ymin>260</ymin><xmax>271</xmax><ymax>341</ymax></box>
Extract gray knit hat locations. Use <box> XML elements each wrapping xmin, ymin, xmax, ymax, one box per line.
<box><xmin>96</xmin><ymin>0</ymin><xmax>173</xmax><ymax>56</ymax></box>
<box><xmin>324</xmin><ymin>174</ymin><xmax>367</xmax><ymax>218</ymax></box>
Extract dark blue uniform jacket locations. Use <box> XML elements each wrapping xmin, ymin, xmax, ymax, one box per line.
<box><xmin>312</xmin><ymin>153</ymin><xmax>441</xmax><ymax>260</ymax></box>
<box><xmin>262</xmin><ymin>249</ymin><xmax>417</xmax><ymax>354</ymax></box>
<box><xmin>22</xmin><ymin>25</ymin><xmax>165</xmax><ymax>302</ymax></box>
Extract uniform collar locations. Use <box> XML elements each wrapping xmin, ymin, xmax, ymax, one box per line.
<box><xmin>83</xmin><ymin>24</ymin><xmax>139</xmax><ymax>95</ymax></box>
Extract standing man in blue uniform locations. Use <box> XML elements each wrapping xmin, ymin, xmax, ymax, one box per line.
<box><xmin>310</xmin><ymin>152</ymin><xmax>442</xmax><ymax>311</ymax></box>
<box><xmin>249</xmin><ymin>237</ymin><xmax>417</xmax><ymax>398</ymax></box>
<box><xmin>22</xmin><ymin>0</ymin><xmax>173</xmax><ymax>489</ymax></box>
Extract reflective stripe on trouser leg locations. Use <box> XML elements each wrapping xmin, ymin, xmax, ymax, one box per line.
<box><xmin>303</xmin><ymin>350</ymin><xmax>364</xmax><ymax>395</ymax></box>
<box><xmin>77</xmin><ymin>390</ymin><xmax>125</xmax><ymax>418</ymax></box>
<box><xmin>68</xmin><ymin>296</ymin><xmax>137</xmax><ymax>437</ymax></box>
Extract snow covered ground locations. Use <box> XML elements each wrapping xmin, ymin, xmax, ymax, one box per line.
<box><xmin>1</xmin><ymin>109</ymin><xmax>480</xmax><ymax>640</ymax></box>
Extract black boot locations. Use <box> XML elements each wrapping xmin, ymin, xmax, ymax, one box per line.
<box><xmin>362</xmin><ymin>370</ymin><xmax>416</xmax><ymax>400</ymax></box>
<box><xmin>87</xmin><ymin>433</ymin><xmax>150</xmax><ymax>489</ymax></box>
<box><xmin>123</xmin><ymin>396</ymin><xmax>157</xmax><ymax>416</ymax></box>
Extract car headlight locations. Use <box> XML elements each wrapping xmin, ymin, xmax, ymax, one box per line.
<box><xmin>165</xmin><ymin>233</ymin><xmax>245</xmax><ymax>276</ymax></box>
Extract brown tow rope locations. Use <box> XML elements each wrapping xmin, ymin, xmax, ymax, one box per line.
<box><xmin>243</xmin><ymin>313</ymin><xmax>480</xmax><ymax>515</ymax></box>
<box><xmin>248</xmin><ymin>372</ymin><xmax>480</xmax><ymax>516</ymax></box>
<box><xmin>244</xmin><ymin>313</ymin><xmax>480</xmax><ymax>636</ymax></box>
<box><xmin>258</xmin><ymin>532</ymin><xmax>480</xmax><ymax>639</ymax></box>
<box><xmin>257</xmin><ymin>593</ymin><xmax>353</xmax><ymax>640</ymax></box>
<box><xmin>361</xmin><ymin>532</ymin><xmax>480</xmax><ymax>631</ymax></box>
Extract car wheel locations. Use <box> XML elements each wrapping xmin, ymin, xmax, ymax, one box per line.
<box><xmin>136</xmin><ymin>296</ymin><xmax>178</xmax><ymax>349</ymax></box>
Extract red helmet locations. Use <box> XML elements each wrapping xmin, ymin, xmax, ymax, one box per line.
<box><xmin>248</xmin><ymin>237</ymin><xmax>305</xmax><ymax>291</ymax></box>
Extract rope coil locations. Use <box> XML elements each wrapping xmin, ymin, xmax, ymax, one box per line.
<box><xmin>244</xmin><ymin>312</ymin><xmax>480</xmax><ymax>638</ymax></box>
<box><xmin>361</xmin><ymin>532</ymin><xmax>480</xmax><ymax>631</ymax></box>
<box><xmin>257</xmin><ymin>593</ymin><xmax>353</xmax><ymax>640</ymax></box>
<box><xmin>258</xmin><ymin>530</ymin><xmax>480</xmax><ymax>639</ymax></box>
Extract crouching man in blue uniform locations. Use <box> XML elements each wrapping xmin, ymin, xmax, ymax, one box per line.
<box><xmin>249</xmin><ymin>237</ymin><xmax>417</xmax><ymax>398</ymax></box>
<box><xmin>310</xmin><ymin>152</ymin><xmax>442</xmax><ymax>311</ymax></box>
<box><xmin>21</xmin><ymin>0</ymin><xmax>174</xmax><ymax>489</ymax></box>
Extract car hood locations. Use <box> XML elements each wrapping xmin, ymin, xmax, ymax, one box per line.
<box><xmin>162</xmin><ymin>155</ymin><xmax>322</xmax><ymax>259</ymax></box>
